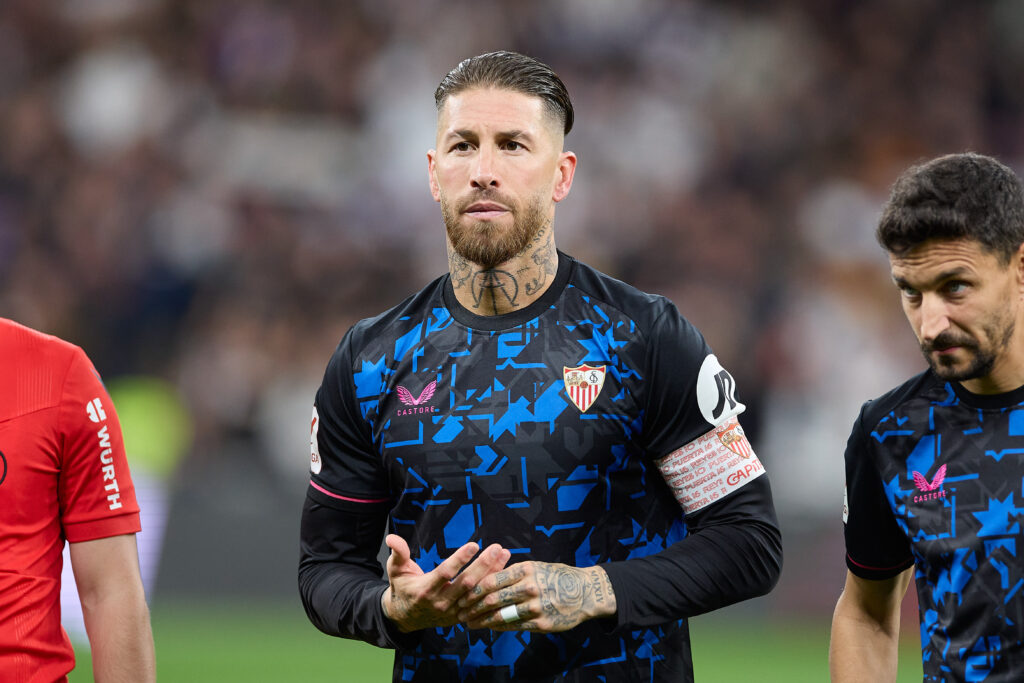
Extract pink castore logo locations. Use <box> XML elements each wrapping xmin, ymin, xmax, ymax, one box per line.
<box><xmin>396</xmin><ymin>381</ymin><xmax>438</xmax><ymax>416</ymax></box>
<box><xmin>912</xmin><ymin>464</ymin><xmax>947</xmax><ymax>502</ymax></box>
<box><xmin>397</xmin><ymin>381</ymin><xmax>436</xmax><ymax>405</ymax></box>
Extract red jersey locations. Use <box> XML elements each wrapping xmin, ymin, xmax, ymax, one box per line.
<box><xmin>0</xmin><ymin>319</ymin><xmax>141</xmax><ymax>683</ymax></box>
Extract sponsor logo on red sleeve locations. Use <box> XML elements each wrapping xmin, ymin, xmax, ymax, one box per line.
<box><xmin>86</xmin><ymin>397</ymin><xmax>107</xmax><ymax>423</ymax></box>
<box><xmin>95</xmin><ymin>425</ymin><xmax>122</xmax><ymax>510</ymax></box>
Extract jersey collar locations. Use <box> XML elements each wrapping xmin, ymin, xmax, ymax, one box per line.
<box><xmin>947</xmin><ymin>373</ymin><xmax>1024</xmax><ymax>410</ymax></box>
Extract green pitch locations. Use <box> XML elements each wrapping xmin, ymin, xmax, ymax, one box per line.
<box><xmin>70</xmin><ymin>601</ymin><xmax>922</xmax><ymax>682</ymax></box>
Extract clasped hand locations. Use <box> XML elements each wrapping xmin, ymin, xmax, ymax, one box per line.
<box><xmin>381</xmin><ymin>534</ymin><xmax>616</xmax><ymax>634</ymax></box>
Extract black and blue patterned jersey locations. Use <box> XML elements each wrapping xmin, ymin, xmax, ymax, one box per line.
<box><xmin>299</xmin><ymin>251</ymin><xmax>781</xmax><ymax>683</ymax></box>
<box><xmin>844</xmin><ymin>370</ymin><xmax>1024</xmax><ymax>682</ymax></box>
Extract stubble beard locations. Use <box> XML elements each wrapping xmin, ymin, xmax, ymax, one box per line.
<box><xmin>442</xmin><ymin>191</ymin><xmax>548</xmax><ymax>270</ymax></box>
<box><xmin>923</xmin><ymin>315</ymin><xmax>1015</xmax><ymax>382</ymax></box>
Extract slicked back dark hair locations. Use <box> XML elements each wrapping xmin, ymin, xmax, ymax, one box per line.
<box><xmin>878</xmin><ymin>152</ymin><xmax>1024</xmax><ymax>264</ymax></box>
<box><xmin>434</xmin><ymin>51</ymin><xmax>574</xmax><ymax>136</ymax></box>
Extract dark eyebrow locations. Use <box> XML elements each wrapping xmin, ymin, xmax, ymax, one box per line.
<box><xmin>444</xmin><ymin>129</ymin><xmax>536</xmax><ymax>144</ymax></box>
<box><xmin>892</xmin><ymin>266</ymin><xmax>973</xmax><ymax>289</ymax></box>
<box><xmin>446</xmin><ymin>129</ymin><xmax>478</xmax><ymax>143</ymax></box>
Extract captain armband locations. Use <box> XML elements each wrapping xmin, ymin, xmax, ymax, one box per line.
<box><xmin>655</xmin><ymin>417</ymin><xmax>764</xmax><ymax>513</ymax></box>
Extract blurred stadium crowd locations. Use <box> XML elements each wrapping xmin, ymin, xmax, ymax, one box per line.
<box><xmin>2</xmin><ymin>0</ymin><xmax>1023</xmax><ymax>611</ymax></box>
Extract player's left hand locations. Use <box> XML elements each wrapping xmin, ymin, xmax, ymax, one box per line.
<box><xmin>456</xmin><ymin>561</ymin><xmax>617</xmax><ymax>632</ymax></box>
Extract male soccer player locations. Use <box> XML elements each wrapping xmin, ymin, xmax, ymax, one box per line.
<box><xmin>299</xmin><ymin>50</ymin><xmax>782</xmax><ymax>682</ymax></box>
<box><xmin>0</xmin><ymin>318</ymin><xmax>156</xmax><ymax>682</ymax></box>
<box><xmin>830</xmin><ymin>152</ymin><xmax>1024</xmax><ymax>682</ymax></box>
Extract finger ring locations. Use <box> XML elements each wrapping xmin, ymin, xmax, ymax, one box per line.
<box><xmin>499</xmin><ymin>604</ymin><xmax>520</xmax><ymax>624</ymax></box>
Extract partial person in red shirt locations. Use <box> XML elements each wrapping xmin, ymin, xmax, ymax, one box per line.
<box><xmin>0</xmin><ymin>318</ymin><xmax>155</xmax><ymax>682</ymax></box>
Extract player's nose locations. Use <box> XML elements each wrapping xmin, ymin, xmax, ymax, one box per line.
<box><xmin>919</xmin><ymin>295</ymin><xmax>951</xmax><ymax>342</ymax></box>
<box><xmin>470</xmin><ymin>147</ymin><xmax>499</xmax><ymax>189</ymax></box>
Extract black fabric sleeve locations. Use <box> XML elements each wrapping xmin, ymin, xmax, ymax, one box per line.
<box><xmin>299</xmin><ymin>330</ymin><xmax>409</xmax><ymax>648</ymax></box>
<box><xmin>843</xmin><ymin>406</ymin><xmax>914</xmax><ymax>579</ymax></box>
<box><xmin>311</xmin><ymin>335</ymin><xmax>389</xmax><ymax>500</ymax></box>
<box><xmin>598</xmin><ymin>297</ymin><xmax>781</xmax><ymax>627</ymax></box>
<box><xmin>601</xmin><ymin>474</ymin><xmax>782</xmax><ymax>628</ymax></box>
<box><xmin>297</xmin><ymin>492</ymin><xmax>419</xmax><ymax>649</ymax></box>
<box><xmin>639</xmin><ymin>303</ymin><xmax>721</xmax><ymax>457</ymax></box>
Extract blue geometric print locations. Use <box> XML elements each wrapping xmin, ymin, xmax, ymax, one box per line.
<box><xmin>870</xmin><ymin>379</ymin><xmax>1024</xmax><ymax>682</ymax></box>
<box><xmin>345</xmin><ymin>280</ymin><xmax>694</xmax><ymax>681</ymax></box>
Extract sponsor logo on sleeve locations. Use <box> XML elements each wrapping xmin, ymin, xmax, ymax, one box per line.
<box><xmin>696</xmin><ymin>355</ymin><xmax>744</xmax><ymax>427</ymax></box>
<box><xmin>85</xmin><ymin>397</ymin><xmax>107</xmax><ymax>423</ymax></box>
<box><xmin>310</xmin><ymin>407</ymin><xmax>322</xmax><ymax>475</ymax></box>
<box><xmin>95</xmin><ymin>425</ymin><xmax>122</xmax><ymax>510</ymax></box>
<box><xmin>563</xmin><ymin>364</ymin><xmax>606</xmax><ymax>413</ymax></box>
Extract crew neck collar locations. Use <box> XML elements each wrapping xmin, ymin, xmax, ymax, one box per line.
<box><xmin>947</xmin><ymin>374</ymin><xmax>1024</xmax><ymax>410</ymax></box>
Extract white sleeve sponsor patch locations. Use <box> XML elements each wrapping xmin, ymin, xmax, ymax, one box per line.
<box><xmin>655</xmin><ymin>417</ymin><xmax>764</xmax><ymax>513</ymax></box>
<box><xmin>696</xmin><ymin>354</ymin><xmax>745</xmax><ymax>427</ymax></box>
<box><xmin>310</xmin><ymin>406</ymin><xmax>322</xmax><ymax>475</ymax></box>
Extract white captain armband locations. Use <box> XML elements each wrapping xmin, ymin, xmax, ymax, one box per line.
<box><xmin>655</xmin><ymin>417</ymin><xmax>764</xmax><ymax>513</ymax></box>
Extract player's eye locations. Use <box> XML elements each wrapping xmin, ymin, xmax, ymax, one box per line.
<box><xmin>898</xmin><ymin>284</ymin><xmax>920</xmax><ymax>299</ymax></box>
<box><xmin>451</xmin><ymin>141</ymin><xmax>472</xmax><ymax>152</ymax></box>
<box><xmin>503</xmin><ymin>140</ymin><xmax>523</xmax><ymax>151</ymax></box>
<box><xmin>945</xmin><ymin>280</ymin><xmax>968</xmax><ymax>295</ymax></box>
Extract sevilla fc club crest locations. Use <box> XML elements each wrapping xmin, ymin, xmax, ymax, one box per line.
<box><xmin>563</xmin><ymin>364</ymin><xmax>606</xmax><ymax>413</ymax></box>
<box><xmin>716</xmin><ymin>422</ymin><xmax>752</xmax><ymax>458</ymax></box>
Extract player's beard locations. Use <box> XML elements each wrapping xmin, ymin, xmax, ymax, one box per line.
<box><xmin>921</xmin><ymin>313</ymin><xmax>1015</xmax><ymax>382</ymax></box>
<box><xmin>441</xmin><ymin>191</ymin><xmax>547</xmax><ymax>270</ymax></box>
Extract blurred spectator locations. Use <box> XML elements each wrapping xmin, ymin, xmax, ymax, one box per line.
<box><xmin>1</xmin><ymin>0</ymin><xmax>1022</xmax><ymax>617</ymax></box>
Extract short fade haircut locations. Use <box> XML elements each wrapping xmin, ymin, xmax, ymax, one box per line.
<box><xmin>434</xmin><ymin>51</ymin><xmax>574</xmax><ymax>136</ymax></box>
<box><xmin>878</xmin><ymin>152</ymin><xmax>1024</xmax><ymax>264</ymax></box>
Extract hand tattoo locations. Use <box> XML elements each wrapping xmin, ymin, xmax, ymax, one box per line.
<box><xmin>534</xmin><ymin>564</ymin><xmax>615</xmax><ymax>629</ymax></box>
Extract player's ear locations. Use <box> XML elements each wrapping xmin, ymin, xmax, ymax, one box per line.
<box><xmin>427</xmin><ymin>150</ymin><xmax>440</xmax><ymax>203</ymax></box>
<box><xmin>552</xmin><ymin>151</ymin><xmax>576</xmax><ymax>203</ymax></box>
<box><xmin>1016</xmin><ymin>241</ymin><xmax>1024</xmax><ymax>300</ymax></box>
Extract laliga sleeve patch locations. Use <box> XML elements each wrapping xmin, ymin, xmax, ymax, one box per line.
<box><xmin>842</xmin><ymin>485</ymin><xmax>849</xmax><ymax>523</ymax></box>
<box><xmin>696</xmin><ymin>354</ymin><xmax>745</xmax><ymax>427</ymax></box>
<box><xmin>310</xmin><ymin>406</ymin><xmax>322</xmax><ymax>475</ymax></box>
<box><xmin>655</xmin><ymin>418</ymin><xmax>764</xmax><ymax>513</ymax></box>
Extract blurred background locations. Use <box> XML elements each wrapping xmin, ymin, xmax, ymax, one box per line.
<box><xmin>2</xmin><ymin>0</ymin><xmax>1021</xmax><ymax>680</ymax></box>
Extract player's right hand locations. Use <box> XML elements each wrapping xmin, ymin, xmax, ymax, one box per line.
<box><xmin>381</xmin><ymin>533</ymin><xmax>510</xmax><ymax>632</ymax></box>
